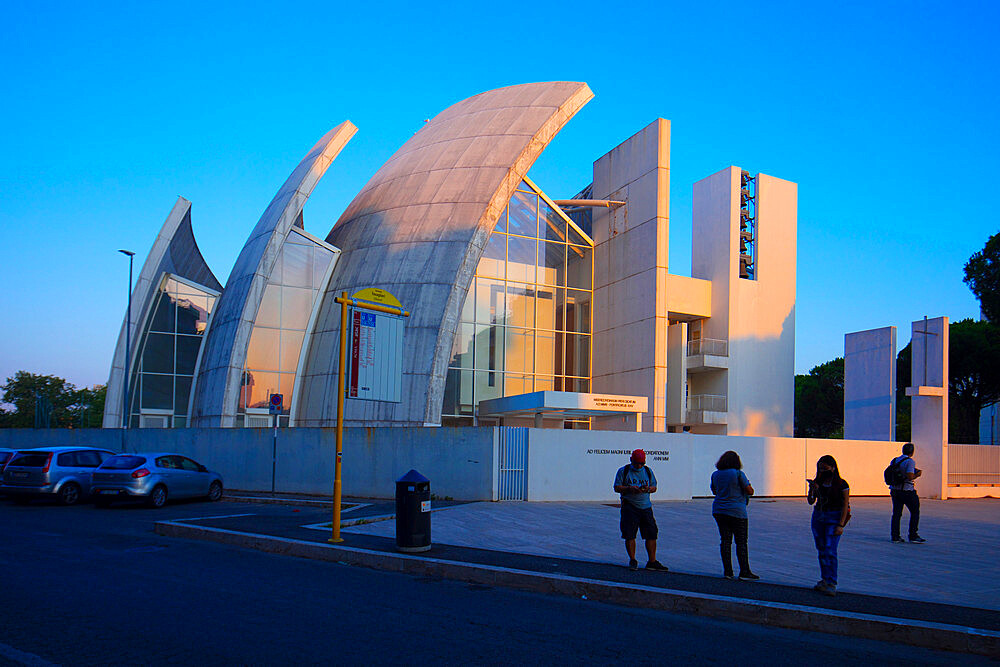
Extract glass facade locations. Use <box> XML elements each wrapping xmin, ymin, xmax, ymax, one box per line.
<box><xmin>239</xmin><ymin>228</ymin><xmax>337</xmax><ymax>419</ymax></box>
<box><xmin>442</xmin><ymin>179</ymin><xmax>594</xmax><ymax>426</ymax></box>
<box><xmin>128</xmin><ymin>275</ymin><xmax>218</xmax><ymax>428</ymax></box>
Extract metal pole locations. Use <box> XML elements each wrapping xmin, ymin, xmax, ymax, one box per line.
<box><xmin>330</xmin><ymin>292</ymin><xmax>349</xmax><ymax>543</ymax></box>
<box><xmin>119</xmin><ymin>250</ymin><xmax>135</xmax><ymax>429</ymax></box>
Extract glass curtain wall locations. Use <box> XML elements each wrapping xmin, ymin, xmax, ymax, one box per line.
<box><xmin>239</xmin><ymin>228</ymin><xmax>336</xmax><ymax>424</ymax></box>
<box><xmin>442</xmin><ymin>179</ymin><xmax>593</xmax><ymax>427</ymax></box>
<box><xmin>128</xmin><ymin>275</ymin><xmax>218</xmax><ymax>427</ymax></box>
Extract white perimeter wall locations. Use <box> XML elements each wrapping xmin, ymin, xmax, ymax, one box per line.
<box><xmin>5</xmin><ymin>427</ymin><xmax>989</xmax><ymax>500</ymax></box>
<box><xmin>527</xmin><ymin>429</ymin><xmax>904</xmax><ymax>501</ymax></box>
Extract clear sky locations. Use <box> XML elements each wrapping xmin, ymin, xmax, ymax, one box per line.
<box><xmin>1</xmin><ymin>0</ymin><xmax>997</xmax><ymax>391</ymax></box>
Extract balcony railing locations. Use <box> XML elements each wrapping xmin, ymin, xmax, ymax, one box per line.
<box><xmin>687</xmin><ymin>338</ymin><xmax>728</xmax><ymax>357</ymax></box>
<box><xmin>687</xmin><ymin>394</ymin><xmax>727</xmax><ymax>412</ymax></box>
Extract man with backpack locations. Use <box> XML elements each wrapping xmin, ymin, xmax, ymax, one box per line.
<box><xmin>886</xmin><ymin>442</ymin><xmax>925</xmax><ymax>543</ymax></box>
<box><xmin>613</xmin><ymin>449</ymin><xmax>669</xmax><ymax>571</ymax></box>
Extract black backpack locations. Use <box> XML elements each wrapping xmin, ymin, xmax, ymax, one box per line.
<box><xmin>883</xmin><ymin>456</ymin><xmax>909</xmax><ymax>487</ymax></box>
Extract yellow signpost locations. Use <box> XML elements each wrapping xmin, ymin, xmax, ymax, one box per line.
<box><xmin>329</xmin><ymin>289</ymin><xmax>410</xmax><ymax>543</ymax></box>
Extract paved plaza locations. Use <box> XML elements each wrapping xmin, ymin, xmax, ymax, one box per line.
<box><xmin>342</xmin><ymin>496</ymin><xmax>1000</xmax><ymax>611</ymax></box>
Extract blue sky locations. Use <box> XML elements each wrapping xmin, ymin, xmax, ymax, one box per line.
<box><xmin>1</xmin><ymin>1</ymin><xmax>997</xmax><ymax>390</ymax></box>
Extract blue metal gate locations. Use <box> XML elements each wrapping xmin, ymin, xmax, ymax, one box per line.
<box><xmin>497</xmin><ymin>427</ymin><xmax>528</xmax><ymax>500</ymax></box>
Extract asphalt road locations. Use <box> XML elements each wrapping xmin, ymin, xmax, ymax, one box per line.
<box><xmin>0</xmin><ymin>498</ymin><xmax>990</xmax><ymax>666</ymax></box>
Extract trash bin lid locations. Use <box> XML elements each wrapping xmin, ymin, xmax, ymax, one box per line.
<box><xmin>396</xmin><ymin>469</ymin><xmax>429</xmax><ymax>484</ymax></box>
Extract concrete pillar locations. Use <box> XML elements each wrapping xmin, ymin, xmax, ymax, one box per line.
<box><xmin>691</xmin><ymin>168</ymin><xmax>797</xmax><ymax>437</ymax></box>
<box><xmin>591</xmin><ymin>119</ymin><xmax>670</xmax><ymax>432</ymax></box>
<box><xmin>905</xmin><ymin>316</ymin><xmax>948</xmax><ymax>499</ymax></box>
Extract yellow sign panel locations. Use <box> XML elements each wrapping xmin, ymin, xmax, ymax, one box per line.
<box><xmin>352</xmin><ymin>287</ymin><xmax>402</xmax><ymax>308</ymax></box>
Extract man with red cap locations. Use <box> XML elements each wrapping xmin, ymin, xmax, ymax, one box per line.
<box><xmin>613</xmin><ymin>448</ymin><xmax>668</xmax><ymax>571</ymax></box>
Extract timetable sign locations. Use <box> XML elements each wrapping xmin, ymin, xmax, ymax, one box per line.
<box><xmin>347</xmin><ymin>308</ymin><xmax>404</xmax><ymax>402</ymax></box>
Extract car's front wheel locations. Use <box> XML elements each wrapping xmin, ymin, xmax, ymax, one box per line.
<box><xmin>207</xmin><ymin>481</ymin><xmax>223</xmax><ymax>502</ymax></box>
<box><xmin>58</xmin><ymin>482</ymin><xmax>81</xmax><ymax>506</ymax></box>
<box><xmin>147</xmin><ymin>485</ymin><xmax>168</xmax><ymax>509</ymax></box>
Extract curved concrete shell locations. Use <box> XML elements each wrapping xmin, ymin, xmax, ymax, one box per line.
<box><xmin>296</xmin><ymin>82</ymin><xmax>593</xmax><ymax>426</ymax></box>
<box><xmin>103</xmin><ymin>197</ymin><xmax>223</xmax><ymax>427</ymax></box>
<box><xmin>191</xmin><ymin>121</ymin><xmax>357</xmax><ymax>426</ymax></box>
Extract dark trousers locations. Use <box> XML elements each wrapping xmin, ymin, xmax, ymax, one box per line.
<box><xmin>890</xmin><ymin>489</ymin><xmax>920</xmax><ymax>539</ymax></box>
<box><xmin>713</xmin><ymin>513</ymin><xmax>750</xmax><ymax>576</ymax></box>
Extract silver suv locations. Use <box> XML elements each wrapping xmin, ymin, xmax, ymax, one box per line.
<box><xmin>2</xmin><ymin>447</ymin><xmax>115</xmax><ymax>505</ymax></box>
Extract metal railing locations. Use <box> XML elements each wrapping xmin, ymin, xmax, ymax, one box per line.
<box><xmin>948</xmin><ymin>444</ymin><xmax>1000</xmax><ymax>485</ymax></box>
<box><xmin>687</xmin><ymin>338</ymin><xmax>729</xmax><ymax>357</ymax></box>
<box><xmin>687</xmin><ymin>394</ymin><xmax>727</xmax><ymax>412</ymax></box>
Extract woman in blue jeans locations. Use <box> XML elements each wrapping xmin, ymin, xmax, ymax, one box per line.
<box><xmin>807</xmin><ymin>455</ymin><xmax>850</xmax><ymax>596</ymax></box>
<box><xmin>710</xmin><ymin>450</ymin><xmax>758</xmax><ymax>580</ymax></box>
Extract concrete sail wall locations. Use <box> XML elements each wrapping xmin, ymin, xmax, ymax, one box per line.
<box><xmin>191</xmin><ymin>122</ymin><xmax>357</xmax><ymax>426</ymax></box>
<box><xmin>296</xmin><ymin>82</ymin><xmax>594</xmax><ymax>427</ymax></box>
<box><xmin>103</xmin><ymin>197</ymin><xmax>222</xmax><ymax>428</ymax></box>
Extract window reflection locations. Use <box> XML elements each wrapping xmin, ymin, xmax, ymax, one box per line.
<box><xmin>128</xmin><ymin>274</ymin><xmax>218</xmax><ymax>427</ymax></box>
<box><xmin>240</xmin><ymin>228</ymin><xmax>337</xmax><ymax>419</ymax></box>
<box><xmin>442</xmin><ymin>179</ymin><xmax>594</xmax><ymax>425</ymax></box>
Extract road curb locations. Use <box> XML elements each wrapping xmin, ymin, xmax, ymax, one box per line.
<box><xmin>222</xmin><ymin>495</ymin><xmax>334</xmax><ymax>508</ymax></box>
<box><xmin>155</xmin><ymin>520</ymin><xmax>999</xmax><ymax>657</ymax></box>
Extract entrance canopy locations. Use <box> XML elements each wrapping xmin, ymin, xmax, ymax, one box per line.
<box><xmin>478</xmin><ymin>391</ymin><xmax>648</xmax><ymax>431</ymax></box>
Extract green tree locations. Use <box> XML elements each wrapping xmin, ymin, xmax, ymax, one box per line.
<box><xmin>963</xmin><ymin>231</ymin><xmax>1000</xmax><ymax>323</ymax></box>
<box><xmin>948</xmin><ymin>319</ymin><xmax>1000</xmax><ymax>443</ymax></box>
<box><xmin>895</xmin><ymin>320</ymin><xmax>1000</xmax><ymax>443</ymax></box>
<box><xmin>0</xmin><ymin>371</ymin><xmax>105</xmax><ymax>429</ymax></box>
<box><xmin>795</xmin><ymin>357</ymin><xmax>844</xmax><ymax>438</ymax></box>
<box><xmin>74</xmin><ymin>384</ymin><xmax>106</xmax><ymax>428</ymax></box>
<box><xmin>895</xmin><ymin>343</ymin><xmax>911</xmax><ymax>441</ymax></box>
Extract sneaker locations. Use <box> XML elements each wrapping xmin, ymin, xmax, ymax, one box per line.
<box><xmin>813</xmin><ymin>580</ymin><xmax>828</xmax><ymax>592</ymax></box>
<box><xmin>724</xmin><ymin>573</ymin><xmax>737</xmax><ymax>581</ymax></box>
<box><xmin>645</xmin><ymin>560</ymin><xmax>669</xmax><ymax>571</ymax></box>
<box><xmin>909</xmin><ymin>536</ymin><xmax>927</xmax><ymax>544</ymax></box>
<box><xmin>628</xmin><ymin>559</ymin><xmax>638</xmax><ymax>571</ymax></box>
<box><xmin>822</xmin><ymin>583</ymin><xmax>837</xmax><ymax>596</ymax></box>
<box><xmin>738</xmin><ymin>572</ymin><xmax>760</xmax><ymax>581</ymax></box>
<box><xmin>891</xmin><ymin>537</ymin><xmax>906</xmax><ymax>543</ymax></box>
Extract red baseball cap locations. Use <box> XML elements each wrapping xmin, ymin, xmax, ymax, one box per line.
<box><xmin>631</xmin><ymin>449</ymin><xmax>646</xmax><ymax>464</ymax></box>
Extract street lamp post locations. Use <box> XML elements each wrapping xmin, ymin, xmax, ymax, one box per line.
<box><xmin>118</xmin><ymin>249</ymin><xmax>135</xmax><ymax>428</ymax></box>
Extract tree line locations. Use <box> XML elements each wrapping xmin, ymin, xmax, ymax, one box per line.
<box><xmin>795</xmin><ymin>230</ymin><xmax>1000</xmax><ymax>443</ymax></box>
<box><xmin>0</xmin><ymin>371</ymin><xmax>106</xmax><ymax>428</ymax></box>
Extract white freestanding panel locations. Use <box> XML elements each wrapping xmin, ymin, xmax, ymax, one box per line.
<box><xmin>844</xmin><ymin>326</ymin><xmax>897</xmax><ymax>440</ymax></box>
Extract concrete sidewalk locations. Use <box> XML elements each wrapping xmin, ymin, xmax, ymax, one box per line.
<box><xmin>154</xmin><ymin>495</ymin><xmax>1000</xmax><ymax>656</ymax></box>
<box><xmin>341</xmin><ymin>496</ymin><xmax>1000</xmax><ymax>611</ymax></box>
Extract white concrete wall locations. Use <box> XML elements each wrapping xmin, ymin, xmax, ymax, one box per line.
<box><xmin>691</xmin><ymin>169</ymin><xmax>796</xmax><ymax>437</ymax></box>
<box><xmin>844</xmin><ymin>326</ymin><xmax>897</xmax><ymax>440</ymax></box>
<box><xmin>591</xmin><ymin>119</ymin><xmax>671</xmax><ymax>432</ymax></box>
<box><xmin>729</xmin><ymin>174</ymin><xmax>796</xmax><ymax>436</ymax></box>
<box><xmin>525</xmin><ymin>429</ymin><xmax>905</xmax><ymax>500</ymax></box>
<box><xmin>0</xmin><ymin>428</ymin><xmax>952</xmax><ymax>501</ymax></box>
<box><xmin>526</xmin><ymin>429</ymin><xmax>692</xmax><ymax>501</ymax></box>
